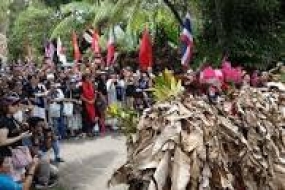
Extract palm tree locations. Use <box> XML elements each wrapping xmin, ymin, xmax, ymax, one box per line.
<box><xmin>50</xmin><ymin>0</ymin><xmax>180</xmax><ymax>54</ymax></box>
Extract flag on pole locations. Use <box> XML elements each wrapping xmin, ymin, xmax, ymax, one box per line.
<box><xmin>106</xmin><ymin>28</ymin><xmax>115</xmax><ymax>67</ymax></box>
<box><xmin>91</xmin><ymin>30</ymin><xmax>101</xmax><ymax>55</ymax></box>
<box><xmin>72</xmin><ymin>31</ymin><xmax>81</xmax><ymax>62</ymax></box>
<box><xmin>45</xmin><ymin>41</ymin><xmax>55</xmax><ymax>59</ymax></box>
<box><xmin>181</xmin><ymin>13</ymin><xmax>194</xmax><ymax>66</ymax></box>
<box><xmin>57</xmin><ymin>37</ymin><xmax>67</xmax><ymax>64</ymax></box>
<box><xmin>139</xmin><ymin>29</ymin><xmax>153</xmax><ymax>71</ymax></box>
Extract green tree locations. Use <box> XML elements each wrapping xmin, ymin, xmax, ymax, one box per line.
<box><xmin>0</xmin><ymin>1</ymin><xmax>12</xmax><ymax>34</ymax></box>
<box><xmin>42</xmin><ymin>0</ymin><xmax>73</xmax><ymax>8</ymax></box>
<box><xmin>8</xmin><ymin>6</ymin><xmax>56</xmax><ymax>60</ymax></box>
<box><xmin>49</xmin><ymin>0</ymin><xmax>180</xmax><ymax>57</ymax></box>
<box><xmin>194</xmin><ymin>0</ymin><xmax>285</xmax><ymax>69</ymax></box>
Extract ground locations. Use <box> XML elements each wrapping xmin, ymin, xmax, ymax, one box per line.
<box><xmin>52</xmin><ymin>134</ymin><xmax>128</xmax><ymax>190</ymax></box>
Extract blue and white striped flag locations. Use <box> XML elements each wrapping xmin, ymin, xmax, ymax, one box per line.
<box><xmin>181</xmin><ymin>13</ymin><xmax>194</xmax><ymax>66</ymax></box>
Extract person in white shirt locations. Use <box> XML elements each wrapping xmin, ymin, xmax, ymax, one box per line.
<box><xmin>106</xmin><ymin>72</ymin><xmax>120</xmax><ymax>130</ymax></box>
<box><xmin>48</xmin><ymin>83</ymin><xmax>65</xmax><ymax>139</ymax></box>
<box><xmin>106</xmin><ymin>73</ymin><xmax>118</xmax><ymax>106</ymax></box>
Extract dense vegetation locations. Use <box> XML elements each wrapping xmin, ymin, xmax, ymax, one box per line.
<box><xmin>1</xmin><ymin>0</ymin><xmax>284</xmax><ymax>69</ymax></box>
<box><xmin>196</xmin><ymin>0</ymin><xmax>285</xmax><ymax>69</ymax></box>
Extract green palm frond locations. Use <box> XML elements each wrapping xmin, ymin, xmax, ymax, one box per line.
<box><xmin>111</xmin><ymin>0</ymin><xmax>134</xmax><ymax>20</ymax></box>
<box><xmin>152</xmin><ymin>69</ymin><xmax>184</xmax><ymax>102</ymax></box>
<box><xmin>127</xmin><ymin>9</ymin><xmax>150</xmax><ymax>34</ymax></box>
<box><xmin>92</xmin><ymin>1</ymin><xmax>115</xmax><ymax>28</ymax></box>
<box><xmin>51</xmin><ymin>16</ymin><xmax>78</xmax><ymax>38</ymax></box>
<box><xmin>51</xmin><ymin>15</ymin><xmax>88</xmax><ymax>60</ymax></box>
<box><xmin>107</xmin><ymin>103</ymin><xmax>138</xmax><ymax>135</ymax></box>
<box><xmin>60</xmin><ymin>2</ymin><xmax>92</xmax><ymax>15</ymax></box>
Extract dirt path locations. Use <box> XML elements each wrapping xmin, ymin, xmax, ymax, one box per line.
<box><xmin>56</xmin><ymin>134</ymin><xmax>128</xmax><ymax>190</ymax></box>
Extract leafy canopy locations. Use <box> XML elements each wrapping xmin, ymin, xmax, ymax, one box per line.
<box><xmin>8</xmin><ymin>6</ymin><xmax>56</xmax><ymax>60</ymax></box>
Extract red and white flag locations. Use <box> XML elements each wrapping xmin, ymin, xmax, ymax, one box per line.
<box><xmin>181</xmin><ymin>13</ymin><xmax>194</xmax><ymax>66</ymax></box>
<box><xmin>91</xmin><ymin>30</ymin><xmax>101</xmax><ymax>55</ymax></box>
<box><xmin>72</xmin><ymin>31</ymin><xmax>81</xmax><ymax>62</ymax></box>
<box><xmin>44</xmin><ymin>41</ymin><xmax>55</xmax><ymax>59</ymax></box>
<box><xmin>57</xmin><ymin>37</ymin><xmax>67</xmax><ymax>64</ymax></box>
<box><xmin>106</xmin><ymin>29</ymin><xmax>115</xmax><ymax>67</ymax></box>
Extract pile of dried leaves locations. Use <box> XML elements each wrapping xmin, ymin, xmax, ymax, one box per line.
<box><xmin>109</xmin><ymin>86</ymin><xmax>285</xmax><ymax>190</ymax></box>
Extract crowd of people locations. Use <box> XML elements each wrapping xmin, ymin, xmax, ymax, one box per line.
<box><xmin>0</xmin><ymin>56</ymin><xmax>157</xmax><ymax>189</ymax></box>
<box><xmin>0</xmin><ymin>54</ymin><xmax>283</xmax><ymax>189</ymax></box>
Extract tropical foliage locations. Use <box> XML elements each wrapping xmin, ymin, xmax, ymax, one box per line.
<box><xmin>152</xmin><ymin>69</ymin><xmax>184</xmax><ymax>102</ymax></box>
<box><xmin>107</xmin><ymin>103</ymin><xmax>138</xmax><ymax>136</ymax></box>
<box><xmin>193</xmin><ymin>0</ymin><xmax>285</xmax><ymax>69</ymax></box>
<box><xmin>0</xmin><ymin>1</ymin><xmax>12</xmax><ymax>34</ymax></box>
<box><xmin>8</xmin><ymin>6</ymin><xmax>56</xmax><ymax>60</ymax></box>
<box><xmin>4</xmin><ymin>0</ymin><xmax>285</xmax><ymax>69</ymax></box>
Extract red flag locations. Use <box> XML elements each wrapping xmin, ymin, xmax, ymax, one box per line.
<box><xmin>106</xmin><ymin>29</ymin><xmax>115</xmax><ymax>67</ymax></box>
<box><xmin>139</xmin><ymin>29</ymin><xmax>153</xmax><ymax>71</ymax></box>
<box><xmin>91</xmin><ymin>30</ymin><xmax>101</xmax><ymax>54</ymax></box>
<box><xmin>72</xmin><ymin>31</ymin><xmax>81</xmax><ymax>62</ymax></box>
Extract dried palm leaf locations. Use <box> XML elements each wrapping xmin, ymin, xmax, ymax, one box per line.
<box><xmin>110</xmin><ymin>86</ymin><xmax>285</xmax><ymax>190</ymax></box>
<box><xmin>171</xmin><ymin>147</ymin><xmax>191</xmax><ymax>190</ymax></box>
<box><xmin>148</xmin><ymin>152</ymin><xmax>171</xmax><ymax>190</ymax></box>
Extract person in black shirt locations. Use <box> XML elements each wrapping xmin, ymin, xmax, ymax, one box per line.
<box><xmin>65</xmin><ymin>78</ymin><xmax>82</xmax><ymax>137</ymax></box>
<box><xmin>123</xmin><ymin>68</ymin><xmax>136</xmax><ymax>108</ymax></box>
<box><xmin>23</xmin><ymin>75</ymin><xmax>47</xmax><ymax>120</ymax></box>
<box><xmin>0</xmin><ymin>96</ymin><xmax>31</xmax><ymax>156</ymax></box>
<box><xmin>95</xmin><ymin>73</ymin><xmax>108</xmax><ymax>96</ymax></box>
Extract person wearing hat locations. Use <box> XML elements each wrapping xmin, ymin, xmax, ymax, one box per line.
<box><xmin>0</xmin><ymin>96</ymin><xmax>32</xmax><ymax>182</ymax></box>
<box><xmin>0</xmin><ymin>96</ymin><xmax>31</xmax><ymax>155</ymax></box>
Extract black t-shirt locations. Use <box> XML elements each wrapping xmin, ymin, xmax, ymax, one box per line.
<box><xmin>125</xmin><ymin>78</ymin><xmax>136</xmax><ymax>97</ymax></box>
<box><xmin>0</xmin><ymin>116</ymin><xmax>22</xmax><ymax>156</ymax></box>
<box><xmin>23</xmin><ymin>84</ymin><xmax>46</xmax><ymax>108</ymax></box>
<box><xmin>65</xmin><ymin>88</ymin><xmax>81</xmax><ymax>100</ymax></box>
<box><xmin>125</xmin><ymin>85</ymin><xmax>135</xmax><ymax>97</ymax></box>
<box><xmin>96</xmin><ymin>78</ymin><xmax>107</xmax><ymax>96</ymax></box>
<box><xmin>116</xmin><ymin>85</ymin><xmax>123</xmax><ymax>101</ymax></box>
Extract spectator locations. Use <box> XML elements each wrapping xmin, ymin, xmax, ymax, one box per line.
<box><xmin>47</xmin><ymin>82</ymin><xmax>66</xmax><ymax>139</ymax></box>
<box><xmin>116</xmin><ymin>74</ymin><xmax>126</xmax><ymax>104</ymax></box>
<box><xmin>0</xmin><ymin>152</ymin><xmax>39</xmax><ymax>190</ymax></box>
<box><xmin>95</xmin><ymin>72</ymin><xmax>108</xmax><ymax>97</ymax></box>
<box><xmin>135</xmin><ymin>72</ymin><xmax>152</xmax><ymax>111</ymax></box>
<box><xmin>0</xmin><ymin>96</ymin><xmax>31</xmax><ymax>182</ymax></box>
<box><xmin>106</xmin><ymin>72</ymin><xmax>119</xmax><ymax>130</ymax></box>
<box><xmin>65</xmin><ymin>78</ymin><xmax>82</xmax><ymax>137</ymax></box>
<box><xmin>80</xmin><ymin>74</ymin><xmax>97</xmax><ymax>137</ymax></box>
<box><xmin>106</xmin><ymin>72</ymin><xmax>118</xmax><ymax>106</ymax></box>
<box><xmin>24</xmin><ymin>75</ymin><xmax>47</xmax><ymax>120</ymax></box>
<box><xmin>26</xmin><ymin>117</ymin><xmax>59</xmax><ymax>188</ymax></box>
<box><xmin>124</xmin><ymin>67</ymin><xmax>136</xmax><ymax>108</ymax></box>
